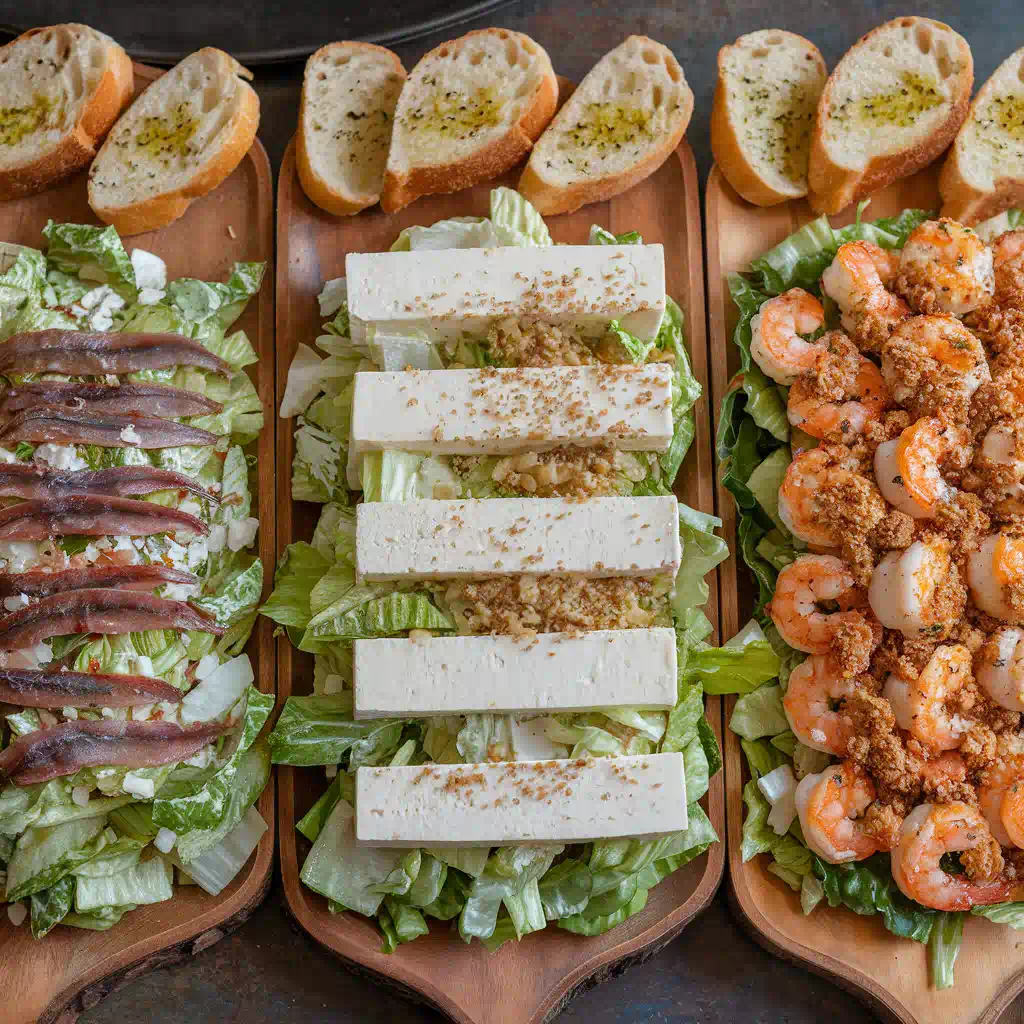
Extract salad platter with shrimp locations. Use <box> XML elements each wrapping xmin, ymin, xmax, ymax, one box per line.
<box><xmin>715</xmin><ymin>197</ymin><xmax>1024</xmax><ymax>990</ymax></box>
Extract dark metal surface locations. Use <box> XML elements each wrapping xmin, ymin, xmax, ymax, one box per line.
<box><xmin>72</xmin><ymin>1</ymin><xmax>1024</xmax><ymax>1022</ymax></box>
<box><xmin>2</xmin><ymin>0</ymin><xmax>517</xmax><ymax>64</ymax></box>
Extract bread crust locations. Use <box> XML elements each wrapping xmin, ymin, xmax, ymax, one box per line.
<box><xmin>807</xmin><ymin>17</ymin><xmax>972</xmax><ymax>215</ymax></box>
<box><xmin>380</xmin><ymin>29</ymin><xmax>557</xmax><ymax>214</ymax></box>
<box><xmin>710</xmin><ymin>32</ymin><xmax>825</xmax><ymax>207</ymax></box>
<box><xmin>88</xmin><ymin>49</ymin><xmax>260</xmax><ymax>235</ymax></box>
<box><xmin>296</xmin><ymin>42</ymin><xmax>406</xmax><ymax>216</ymax></box>
<box><xmin>0</xmin><ymin>25</ymin><xmax>134</xmax><ymax>201</ymax></box>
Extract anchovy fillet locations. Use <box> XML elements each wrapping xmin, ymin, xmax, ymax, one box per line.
<box><xmin>0</xmin><ymin>565</ymin><xmax>198</xmax><ymax>600</ymax></box>
<box><xmin>0</xmin><ymin>494</ymin><xmax>207</xmax><ymax>540</ymax></box>
<box><xmin>0</xmin><ymin>719</ymin><xmax>229</xmax><ymax>784</ymax></box>
<box><xmin>0</xmin><ymin>381</ymin><xmax>223</xmax><ymax>419</ymax></box>
<box><xmin>0</xmin><ymin>668</ymin><xmax>185</xmax><ymax>708</ymax></box>
<box><xmin>0</xmin><ymin>589</ymin><xmax>223</xmax><ymax>648</ymax></box>
<box><xmin>0</xmin><ymin>407</ymin><xmax>219</xmax><ymax>448</ymax></box>
<box><xmin>0</xmin><ymin>464</ymin><xmax>219</xmax><ymax>503</ymax></box>
<box><xmin>0</xmin><ymin>331</ymin><xmax>231</xmax><ymax>376</ymax></box>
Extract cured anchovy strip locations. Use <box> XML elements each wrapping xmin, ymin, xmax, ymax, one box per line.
<box><xmin>0</xmin><ymin>719</ymin><xmax>229</xmax><ymax>784</ymax></box>
<box><xmin>0</xmin><ymin>381</ymin><xmax>223</xmax><ymax>419</ymax></box>
<box><xmin>0</xmin><ymin>464</ymin><xmax>219</xmax><ymax>503</ymax></box>
<box><xmin>0</xmin><ymin>589</ymin><xmax>223</xmax><ymax>649</ymax></box>
<box><xmin>0</xmin><ymin>495</ymin><xmax>207</xmax><ymax>540</ymax></box>
<box><xmin>0</xmin><ymin>330</ymin><xmax>231</xmax><ymax>376</ymax></box>
<box><xmin>0</xmin><ymin>565</ymin><xmax>198</xmax><ymax>600</ymax></box>
<box><xmin>0</xmin><ymin>407</ymin><xmax>219</xmax><ymax>448</ymax></box>
<box><xmin>0</xmin><ymin>668</ymin><xmax>185</xmax><ymax>708</ymax></box>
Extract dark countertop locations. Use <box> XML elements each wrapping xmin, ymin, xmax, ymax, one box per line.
<box><xmin>80</xmin><ymin>2</ymin><xmax>1024</xmax><ymax>1022</ymax></box>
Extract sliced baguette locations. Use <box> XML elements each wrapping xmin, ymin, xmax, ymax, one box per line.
<box><xmin>0</xmin><ymin>24</ymin><xmax>133</xmax><ymax>201</ymax></box>
<box><xmin>518</xmin><ymin>36</ymin><xmax>693</xmax><ymax>216</ymax></box>
<box><xmin>297</xmin><ymin>42</ymin><xmax>406</xmax><ymax>216</ymax></box>
<box><xmin>940</xmin><ymin>47</ymin><xmax>1024</xmax><ymax>224</ymax></box>
<box><xmin>381</xmin><ymin>29</ymin><xmax>557</xmax><ymax>213</ymax></box>
<box><xmin>88</xmin><ymin>48</ymin><xmax>259</xmax><ymax>235</ymax></box>
<box><xmin>808</xmin><ymin>16</ymin><xmax>973</xmax><ymax>215</ymax></box>
<box><xmin>711</xmin><ymin>30</ymin><xmax>827</xmax><ymax>206</ymax></box>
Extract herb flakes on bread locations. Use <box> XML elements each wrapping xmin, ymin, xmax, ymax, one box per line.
<box><xmin>381</xmin><ymin>28</ymin><xmax>557</xmax><ymax>213</ymax></box>
<box><xmin>808</xmin><ymin>16</ymin><xmax>972</xmax><ymax>215</ymax></box>
<box><xmin>0</xmin><ymin>24</ymin><xmax>132</xmax><ymax>201</ymax></box>
<box><xmin>940</xmin><ymin>46</ymin><xmax>1024</xmax><ymax>224</ymax></box>
<box><xmin>518</xmin><ymin>35</ymin><xmax>693</xmax><ymax>216</ymax></box>
<box><xmin>711</xmin><ymin>30</ymin><xmax>826</xmax><ymax>206</ymax></box>
<box><xmin>297</xmin><ymin>42</ymin><xmax>406</xmax><ymax>216</ymax></box>
<box><xmin>88</xmin><ymin>48</ymin><xmax>259</xmax><ymax>235</ymax></box>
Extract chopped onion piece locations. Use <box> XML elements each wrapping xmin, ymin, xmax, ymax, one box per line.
<box><xmin>155</xmin><ymin>827</ymin><xmax>178</xmax><ymax>854</ymax></box>
<box><xmin>757</xmin><ymin>763</ymin><xmax>798</xmax><ymax>836</ymax></box>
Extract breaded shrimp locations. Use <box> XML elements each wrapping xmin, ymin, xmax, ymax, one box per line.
<box><xmin>769</xmin><ymin>554</ymin><xmax>872</xmax><ymax>655</ymax></box>
<box><xmin>992</xmin><ymin>229</ymin><xmax>1024</xmax><ymax>311</ymax></box>
<box><xmin>873</xmin><ymin>417</ymin><xmax>970</xmax><ymax>519</ymax></box>
<box><xmin>778</xmin><ymin>445</ymin><xmax>868</xmax><ymax>547</ymax></box>
<box><xmin>891</xmin><ymin>802</ymin><xmax>1011</xmax><ymax>910</ymax></box>
<box><xmin>897</xmin><ymin>218</ymin><xmax>995</xmax><ymax>317</ymax></box>
<box><xmin>821</xmin><ymin>241</ymin><xmax>910</xmax><ymax>352</ymax></box>
<box><xmin>979</xmin><ymin>756</ymin><xmax>1024</xmax><ymax>848</ymax></box>
<box><xmin>976</xmin><ymin>627</ymin><xmax>1024</xmax><ymax>712</ymax></box>
<box><xmin>881</xmin><ymin>314</ymin><xmax>991</xmax><ymax>423</ymax></box>
<box><xmin>968</xmin><ymin>531</ymin><xmax>1024</xmax><ymax>623</ymax></box>
<box><xmin>795</xmin><ymin>761</ymin><xmax>883</xmax><ymax>863</ymax></box>
<box><xmin>787</xmin><ymin>332</ymin><xmax>890</xmax><ymax>441</ymax></box>
<box><xmin>783</xmin><ymin>654</ymin><xmax>857</xmax><ymax>755</ymax></box>
<box><xmin>909</xmin><ymin>644</ymin><xmax>973</xmax><ymax>753</ymax></box>
<box><xmin>869</xmin><ymin>535</ymin><xmax>966</xmax><ymax>639</ymax></box>
<box><xmin>749</xmin><ymin>288</ymin><xmax>826</xmax><ymax>385</ymax></box>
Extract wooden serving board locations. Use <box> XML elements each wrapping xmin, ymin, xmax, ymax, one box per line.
<box><xmin>1</xmin><ymin>64</ymin><xmax>276</xmax><ymax>1024</ymax></box>
<box><xmin>707</xmin><ymin>163</ymin><xmax>1024</xmax><ymax>1024</ymax></box>
<box><xmin>276</xmin><ymin>135</ymin><xmax>723</xmax><ymax>1023</ymax></box>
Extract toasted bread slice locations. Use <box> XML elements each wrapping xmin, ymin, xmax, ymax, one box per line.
<box><xmin>518</xmin><ymin>36</ymin><xmax>693</xmax><ymax>216</ymax></box>
<box><xmin>940</xmin><ymin>47</ymin><xmax>1024</xmax><ymax>224</ymax></box>
<box><xmin>808</xmin><ymin>16</ymin><xmax>973</xmax><ymax>215</ymax></box>
<box><xmin>381</xmin><ymin>28</ymin><xmax>557</xmax><ymax>213</ymax></box>
<box><xmin>0</xmin><ymin>24</ymin><xmax>132</xmax><ymax>201</ymax></box>
<box><xmin>711</xmin><ymin>30</ymin><xmax>827</xmax><ymax>206</ymax></box>
<box><xmin>88</xmin><ymin>48</ymin><xmax>259</xmax><ymax>235</ymax></box>
<box><xmin>297</xmin><ymin>42</ymin><xmax>406</xmax><ymax>216</ymax></box>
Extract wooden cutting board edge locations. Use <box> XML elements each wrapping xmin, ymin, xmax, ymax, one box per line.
<box><xmin>273</xmin><ymin>134</ymin><xmax>726</xmax><ymax>1024</ymax></box>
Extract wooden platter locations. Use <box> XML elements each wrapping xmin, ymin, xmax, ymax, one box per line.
<box><xmin>1</xmin><ymin>64</ymin><xmax>276</xmax><ymax>1024</ymax></box>
<box><xmin>707</xmin><ymin>163</ymin><xmax>1024</xmax><ymax>1024</ymax></box>
<box><xmin>276</xmin><ymin>135</ymin><xmax>723</xmax><ymax>1023</ymax></box>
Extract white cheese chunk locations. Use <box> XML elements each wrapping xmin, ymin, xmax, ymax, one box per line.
<box><xmin>346</xmin><ymin>244</ymin><xmax>665</xmax><ymax>343</ymax></box>
<box><xmin>355</xmin><ymin>752</ymin><xmax>687</xmax><ymax>847</ymax></box>
<box><xmin>347</xmin><ymin>364</ymin><xmax>673</xmax><ymax>488</ymax></box>
<box><xmin>352</xmin><ymin>628</ymin><xmax>677</xmax><ymax>718</ymax></box>
<box><xmin>355</xmin><ymin>495</ymin><xmax>680</xmax><ymax>582</ymax></box>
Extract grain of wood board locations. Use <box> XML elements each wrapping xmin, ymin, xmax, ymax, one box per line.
<box><xmin>275</xmin><ymin>135</ymin><xmax>723</xmax><ymax>1023</ymax></box>
<box><xmin>706</xmin><ymin>163</ymin><xmax>1024</xmax><ymax>1024</ymax></box>
<box><xmin>1</xmin><ymin>64</ymin><xmax>277</xmax><ymax>1024</ymax></box>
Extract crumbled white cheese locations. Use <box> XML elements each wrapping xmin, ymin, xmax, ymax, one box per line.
<box><xmin>83</xmin><ymin>543</ymin><xmax>100</xmax><ymax>564</ymax></box>
<box><xmin>63</xmin><ymin>706</ymin><xmax>79</xmax><ymax>720</ymax></box>
<box><xmin>134</xmin><ymin>655</ymin><xmax>155</xmax><ymax>677</ymax></box>
<box><xmin>207</xmin><ymin>524</ymin><xmax>227</xmax><ymax>553</ymax></box>
<box><xmin>130</xmin><ymin>249</ymin><xmax>167</xmax><ymax>291</ymax></box>
<box><xmin>154</xmin><ymin>827</ymin><xmax>177</xmax><ymax>854</ymax></box>
<box><xmin>0</xmin><ymin>541</ymin><xmax>39</xmax><ymax>573</ymax></box>
<box><xmin>79</xmin><ymin>285</ymin><xmax>113</xmax><ymax>311</ymax></box>
<box><xmin>119</xmin><ymin>424</ymin><xmax>141</xmax><ymax>444</ymax></box>
<box><xmin>34</xmin><ymin>443</ymin><xmax>88</xmax><ymax>471</ymax></box>
<box><xmin>0</xmin><ymin>447</ymin><xmax>17</xmax><ymax>463</ymax></box>
<box><xmin>71</xmin><ymin>786</ymin><xmax>91</xmax><ymax>807</ymax></box>
<box><xmin>195</xmin><ymin>653</ymin><xmax>220</xmax><ymax>681</ymax></box>
<box><xmin>186</xmin><ymin>537</ymin><xmax>209</xmax><ymax>567</ymax></box>
<box><xmin>2</xmin><ymin>593</ymin><xmax>29</xmax><ymax>612</ymax></box>
<box><xmin>138</xmin><ymin>288</ymin><xmax>166</xmax><ymax>305</ymax></box>
<box><xmin>183</xmin><ymin>744</ymin><xmax>216</xmax><ymax>769</ymax></box>
<box><xmin>178</xmin><ymin>499</ymin><xmax>203</xmax><ymax>519</ymax></box>
<box><xmin>227</xmin><ymin>516</ymin><xmax>259</xmax><ymax>552</ymax></box>
<box><xmin>113</xmin><ymin>535</ymin><xmax>134</xmax><ymax>552</ymax></box>
<box><xmin>122</xmin><ymin>773</ymin><xmax>156</xmax><ymax>799</ymax></box>
<box><xmin>81</xmin><ymin>285</ymin><xmax>126</xmax><ymax>331</ymax></box>
<box><xmin>162</xmin><ymin>582</ymin><xmax>198</xmax><ymax>602</ymax></box>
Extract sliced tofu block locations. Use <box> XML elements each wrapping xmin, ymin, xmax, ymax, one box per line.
<box><xmin>352</xmin><ymin>627</ymin><xmax>678</xmax><ymax>718</ymax></box>
<box><xmin>355</xmin><ymin>495</ymin><xmax>681</xmax><ymax>581</ymax></box>
<box><xmin>345</xmin><ymin>243</ymin><xmax>666</xmax><ymax>343</ymax></box>
<box><xmin>355</xmin><ymin>752</ymin><xmax>687</xmax><ymax>847</ymax></box>
<box><xmin>347</xmin><ymin>363</ymin><xmax>673</xmax><ymax>488</ymax></box>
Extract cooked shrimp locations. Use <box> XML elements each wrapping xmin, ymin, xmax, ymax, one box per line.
<box><xmin>881</xmin><ymin>314</ymin><xmax>991</xmax><ymax>422</ymax></box>
<box><xmin>919</xmin><ymin>751</ymin><xmax>969</xmax><ymax>793</ymax></box>
<box><xmin>820</xmin><ymin>241</ymin><xmax>910</xmax><ymax>352</ymax></box>
<box><xmin>873</xmin><ymin>417</ymin><xmax>969</xmax><ymax>518</ymax></box>
<box><xmin>910</xmin><ymin>644</ymin><xmax>973</xmax><ymax>752</ymax></box>
<box><xmin>778</xmin><ymin>445</ymin><xmax>868</xmax><ymax>547</ymax></box>
<box><xmin>891</xmin><ymin>802</ymin><xmax>1011</xmax><ymax>910</ymax></box>
<box><xmin>976</xmin><ymin>627</ymin><xmax>1024</xmax><ymax>712</ymax></box>
<box><xmin>769</xmin><ymin>554</ymin><xmax>871</xmax><ymax>655</ymax></box>
<box><xmin>973</xmin><ymin>421</ymin><xmax>1024</xmax><ymax>516</ymax></box>
<box><xmin>869</xmin><ymin>535</ymin><xmax>966</xmax><ymax>638</ymax></box>
<box><xmin>968</xmin><ymin>532</ymin><xmax>1024</xmax><ymax>623</ymax></box>
<box><xmin>795</xmin><ymin>761</ymin><xmax>883</xmax><ymax>863</ymax></box>
<box><xmin>897</xmin><ymin>218</ymin><xmax>995</xmax><ymax>317</ymax></box>
<box><xmin>783</xmin><ymin>654</ymin><xmax>857</xmax><ymax>754</ymax></box>
<box><xmin>992</xmin><ymin>229</ymin><xmax>1024</xmax><ymax>310</ymax></box>
<box><xmin>979</xmin><ymin>757</ymin><xmax>1024</xmax><ymax>848</ymax></box>
<box><xmin>749</xmin><ymin>289</ymin><xmax>826</xmax><ymax>385</ymax></box>
<box><xmin>787</xmin><ymin>332</ymin><xmax>889</xmax><ymax>441</ymax></box>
